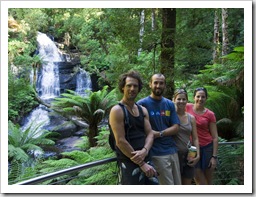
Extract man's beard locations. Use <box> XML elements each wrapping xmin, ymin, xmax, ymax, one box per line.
<box><xmin>152</xmin><ymin>88</ymin><xmax>164</xmax><ymax>96</ymax></box>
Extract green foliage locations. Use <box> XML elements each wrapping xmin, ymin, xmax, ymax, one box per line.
<box><xmin>9</xmin><ymin>161</ymin><xmax>40</xmax><ymax>185</ymax></box>
<box><xmin>8</xmin><ymin>120</ymin><xmax>55</xmax><ymax>161</ymax></box>
<box><xmin>39</xmin><ymin>158</ymin><xmax>79</xmax><ymax>174</ymax></box>
<box><xmin>94</xmin><ymin>126</ymin><xmax>111</xmax><ymax>147</ymax></box>
<box><xmin>73</xmin><ymin>136</ymin><xmax>90</xmax><ymax>151</ymax></box>
<box><xmin>8</xmin><ymin>160</ymin><xmax>23</xmax><ymax>184</ymax></box>
<box><xmin>8</xmin><ymin>14</ymin><xmax>41</xmax><ymax>123</ymax></box>
<box><xmin>67</xmin><ymin>146</ymin><xmax>117</xmax><ymax>185</ymax></box>
<box><xmin>62</xmin><ymin>150</ymin><xmax>93</xmax><ymax>164</ymax></box>
<box><xmin>8</xmin><ymin>72</ymin><xmax>39</xmax><ymax>123</ymax></box>
<box><xmin>71</xmin><ymin>162</ymin><xmax>117</xmax><ymax>185</ymax></box>
<box><xmin>206</xmin><ymin>89</ymin><xmax>238</xmax><ymax>120</ymax></box>
<box><xmin>9</xmin><ymin>8</ymin><xmax>49</xmax><ymax>34</ymax></box>
<box><xmin>213</xmin><ymin>138</ymin><xmax>244</xmax><ymax>185</ymax></box>
<box><xmin>51</xmin><ymin>86</ymin><xmax>118</xmax><ymax>147</ymax></box>
<box><xmin>8</xmin><ymin>145</ymin><xmax>29</xmax><ymax>163</ymax></box>
<box><xmin>226</xmin><ymin>9</ymin><xmax>244</xmax><ymax>49</ymax></box>
<box><xmin>8</xmin><ymin>120</ymin><xmax>56</xmax><ymax>184</ymax></box>
<box><xmin>25</xmin><ymin>128</ymin><xmax>117</xmax><ymax>185</ymax></box>
<box><xmin>186</xmin><ymin>46</ymin><xmax>244</xmax><ymax>140</ymax></box>
<box><xmin>37</xmin><ymin>158</ymin><xmax>79</xmax><ymax>185</ymax></box>
<box><xmin>175</xmin><ymin>9</ymin><xmax>215</xmax><ymax>73</ymax></box>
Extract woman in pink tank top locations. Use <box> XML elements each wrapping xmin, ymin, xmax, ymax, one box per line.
<box><xmin>186</xmin><ymin>87</ymin><xmax>218</xmax><ymax>185</ymax></box>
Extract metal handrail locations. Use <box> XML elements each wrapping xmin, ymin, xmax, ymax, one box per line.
<box><xmin>14</xmin><ymin>141</ymin><xmax>243</xmax><ymax>185</ymax></box>
<box><xmin>15</xmin><ymin>157</ymin><xmax>117</xmax><ymax>185</ymax></box>
<box><xmin>218</xmin><ymin>141</ymin><xmax>243</xmax><ymax>145</ymax></box>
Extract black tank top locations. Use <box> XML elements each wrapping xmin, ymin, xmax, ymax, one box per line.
<box><xmin>116</xmin><ymin>104</ymin><xmax>147</xmax><ymax>160</ymax></box>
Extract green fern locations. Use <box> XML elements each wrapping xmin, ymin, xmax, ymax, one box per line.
<box><xmin>74</xmin><ymin>136</ymin><xmax>90</xmax><ymax>151</ymax></box>
<box><xmin>75</xmin><ymin>163</ymin><xmax>117</xmax><ymax>185</ymax></box>
<box><xmin>94</xmin><ymin>126</ymin><xmax>110</xmax><ymax>147</ymax></box>
<box><xmin>187</xmin><ymin>47</ymin><xmax>244</xmax><ymax>140</ymax></box>
<box><xmin>38</xmin><ymin>158</ymin><xmax>79</xmax><ymax>174</ymax></box>
<box><xmin>51</xmin><ymin>85</ymin><xmax>118</xmax><ymax>147</ymax></box>
<box><xmin>61</xmin><ymin>150</ymin><xmax>93</xmax><ymax>164</ymax></box>
<box><xmin>8</xmin><ymin>145</ymin><xmax>29</xmax><ymax>163</ymax></box>
<box><xmin>8</xmin><ymin>160</ymin><xmax>23</xmax><ymax>184</ymax></box>
<box><xmin>213</xmin><ymin>138</ymin><xmax>244</xmax><ymax>185</ymax></box>
<box><xmin>8</xmin><ymin>120</ymin><xmax>57</xmax><ymax>184</ymax></box>
<box><xmin>8</xmin><ymin>120</ymin><xmax>56</xmax><ymax>159</ymax></box>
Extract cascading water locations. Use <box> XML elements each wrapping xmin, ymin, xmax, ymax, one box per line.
<box><xmin>75</xmin><ymin>68</ymin><xmax>92</xmax><ymax>96</ymax></box>
<box><xmin>36</xmin><ymin>32</ymin><xmax>63</xmax><ymax>99</ymax></box>
<box><xmin>22</xmin><ymin>32</ymin><xmax>92</xmax><ymax>142</ymax></box>
<box><xmin>22</xmin><ymin>32</ymin><xmax>63</xmax><ymax>133</ymax></box>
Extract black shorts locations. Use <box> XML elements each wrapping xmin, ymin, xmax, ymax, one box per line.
<box><xmin>177</xmin><ymin>151</ymin><xmax>195</xmax><ymax>179</ymax></box>
<box><xmin>118</xmin><ymin>160</ymin><xmax>159</xmax><ymax>185</ymax></box>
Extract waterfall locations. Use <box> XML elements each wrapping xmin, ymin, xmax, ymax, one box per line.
<box><xmin>21</xmin><ymin>105</ymin><xmax>50</xmax><ymax>135</ymax></box>
<box><xmin>75</xmin><ymin>68</ymin><xmax>92</xmax><ymax>96</ymax></box>
<box><xmin>22</xmin><ymin>32</ymin><xmax>92</xmax><ymax>139</ymax></box>
<box><xmin>22</xmin><ymin>32</ymin><xmax>63</xmax><ymax>133</ymax></box>
<box><xmin>36</xmin><ymin>32</ymin><xmax>62</xmax><ymax>99</ymax></box>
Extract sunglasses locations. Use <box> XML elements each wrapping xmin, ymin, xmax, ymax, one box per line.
<box><xmin>195</xmin><ymin>87</ymin><xmax>206</xmax><ymax>91</ymax></box>
<box><xmin>194</xmin><ymin>87</ymin><xmax>208</xmax><ymax>97</ymax></box>
<box><xmin>175</xmin><ymin>89</ymin><xmax>187</xmax><ymax>94</ymax></box>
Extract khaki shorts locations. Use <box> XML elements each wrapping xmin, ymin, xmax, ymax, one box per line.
<box><xmin>152</xmin><ymin>153</ymin><xmax>181</xmax><ymax>185</ymax></box>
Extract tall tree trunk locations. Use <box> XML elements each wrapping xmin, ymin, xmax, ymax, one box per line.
<box><xmin>213</xmin><ymin>9</ymin><xmax>220</xmax><ymax>64</ymax></box>
<box><xmin>160</xmin><ymin>8</ymin><xmax>176</xmax><ymax>99</ymax></box>
<box><xmin>151</xmin><ymin>8</ymin><xmax>156</xmax><ymax>31</ymax></box>
<box><xmin>151</xmin><ymin>8</ymin><xmax>156</xmax><ymax>72</ymax></box>
<box><xmin>222</xmin><ymin>8</ymin><xmax>229</xmax><ymax>57</ymax></box>
<box><xmin>138</xmin><ymin>10</ymin><xmax>145</xmax><ymax>56</ymax></box>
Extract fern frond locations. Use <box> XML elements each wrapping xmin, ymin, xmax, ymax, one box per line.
<box><xmin>61</xmin><ymin>150</ymin><xmax>92</xmax><ymax>164</ymax></box>
<box><xmin>39</xmin><ymin>158</ymin><xmax>79</xmax><ymax>174</ymax></box>
<box><xmin>8</xmin><ymin>160</ymin><xmax>23</xmax><ymax>184</ymax></box>
<box><xmin>8</xmin><ymin>145</ymin><xmax>29</xmax><ymax>162</ymax></box>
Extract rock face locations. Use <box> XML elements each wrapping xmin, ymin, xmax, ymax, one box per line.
<box><xmin>56</xmin><ymin>136</ymin><xmax>84</xmax><ymax>153</ymax></box>
<box><xmin>58</xmin><ymin>61</ymin><xmax>78</xmax><ymax>93</ymax></box>
<box><xmin>44</xmin><ymin>114</ymin><xmax>78</xmax><ymax>138</ymax></box>
<box><xmin>57</xmin><ymin>61</ymin><xmax>99</xmax><ymax>93</ymax></box>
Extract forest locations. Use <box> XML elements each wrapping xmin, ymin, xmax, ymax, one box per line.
<box><xmin>7</xmin><ymin>7</ymin><xmax>245</xmax><ymax>185</ymax></box>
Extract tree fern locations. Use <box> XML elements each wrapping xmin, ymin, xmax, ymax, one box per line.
<box><xmin>51</xmin><ymin>85</ymin><xmax>118</xmax><ymax>147</ymax></box>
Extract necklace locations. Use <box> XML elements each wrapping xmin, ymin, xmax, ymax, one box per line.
<box><xmin>121</xmin><ymin>100</ymin><xmax>136</xmax><ymax>114</ymax></box>
<box><xmin>129</xmin><ymin>106</ymin><xmax>136</xmax><ymax>114</ymax></box>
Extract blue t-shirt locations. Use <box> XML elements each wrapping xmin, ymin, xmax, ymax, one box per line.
<box><xmin>137</xmin><ymin>96</ymin><xmax>180</xmax><ymax>156</ymax></box>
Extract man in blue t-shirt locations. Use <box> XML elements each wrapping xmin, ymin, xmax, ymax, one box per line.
<box><xmin>137</xmin><ymin>73</ymin><xmax>181</xmax><ymax>185</ymax></box>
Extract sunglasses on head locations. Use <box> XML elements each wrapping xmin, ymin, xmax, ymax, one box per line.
<box><xmin>175</xmin><ymin>89</ymin><xmax>187</xmax><ymax>94</ymax></box>
<box><xmin>195</xmin><ymin>87</ymin><xmax>206</xmax><ymax>91</ymax></box>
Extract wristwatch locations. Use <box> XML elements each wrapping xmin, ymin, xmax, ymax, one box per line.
<box><xmin>160</xmin><ymin>131</ymin><xmax>164</xmax><ymax>137</ymax></box>
<box><xmin>212</xmin><ymin>155</ymin><xmax>218</xmax><ymax>159</ymax></box>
